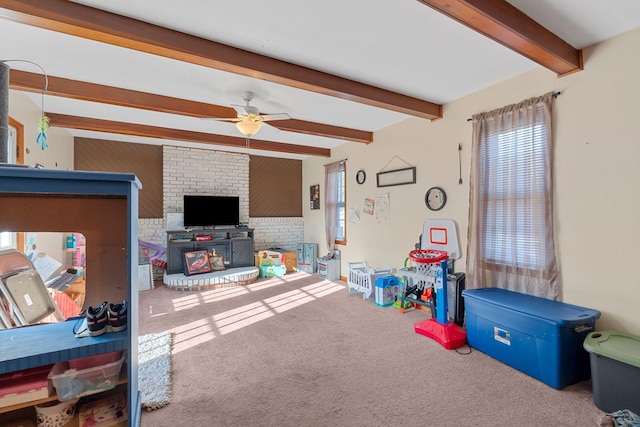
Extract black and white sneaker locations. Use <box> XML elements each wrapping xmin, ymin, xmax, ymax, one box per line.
<box><xmin>108</xmin><ymin>301</ymin><xmax>127</xmax><ymax>332</ymax></box>
<box><xmin>86</xmin><ymin>301</ymin><xmax>108</xmax><ymax>336</ymax></box>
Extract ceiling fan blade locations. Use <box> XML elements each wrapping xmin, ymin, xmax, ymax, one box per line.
<box><xmin>231</xmin><ymin>104</ymin><xmax>249</xmax><ymax>115</ymax></box>
<box><xmin>260</xmin><ymin>113</ymin><xmax>290</xmax><ymax>122</ymax></box>
<box><xmin>201</xmin><ymin>117</ymin><xmax>241</xmax><ymax>122</ymax></box>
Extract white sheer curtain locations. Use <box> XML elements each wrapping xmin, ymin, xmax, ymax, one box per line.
<box><xmin>324</xmin><ymin>161</ymin><xmax>340</xmax><ymax>255</ymax></box>
<box><xmin>466</xmin><ymin>92</ymin><xmax>559</xmax><ymax>299</ymax></box>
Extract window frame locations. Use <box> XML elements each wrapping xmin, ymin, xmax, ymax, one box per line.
<box><xmin>478</xmin><ymin>111</ymin><xmax>550</xmax><ymax>274</ymax></box>
<box><xmin>335</xmin><ymin>161</ymin><xmax>346</xmax><ymax>245</ymax></box>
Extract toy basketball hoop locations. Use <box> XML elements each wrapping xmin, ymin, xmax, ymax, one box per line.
<box><xmin>407</xmin><ymin>249</ymin><xmax>448</xmax><ymax>291</ymax></box>
<box><xmin>401</xmin><ymin>220</ymin><xmax>467</xmax><ymax>350</ymax></box>
<box><xmin>408</xmin><ymin>249</ymin><xmax>448</xmax><ymax>264</ymax></box>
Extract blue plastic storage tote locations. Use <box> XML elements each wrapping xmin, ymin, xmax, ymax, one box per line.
<box><xmin>462</xmin><ymin>288</ymin><xmax>601</xmax><ymax>389</ymax></box>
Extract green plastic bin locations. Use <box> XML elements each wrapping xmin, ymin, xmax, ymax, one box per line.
<box><xmin>583</xmin><ymin>330</ymin><xmax>640</xmax><ymax>414</ymax></box>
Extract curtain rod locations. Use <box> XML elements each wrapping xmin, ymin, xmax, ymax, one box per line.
<box><xmin>466</xmin><ymin>91</ymin><xmax>561</xmax><ymax>122</ymax></box>
<box><xmin>323</xmin><ymin>158</ymin><xmax>347</xmax><ymax>166</ymax></box>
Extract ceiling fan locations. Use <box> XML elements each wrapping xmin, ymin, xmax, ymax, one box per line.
<box><xmin>215</xmin><ymin>91</ymin><xmax>290</xmax><ymax>136</ymax></box>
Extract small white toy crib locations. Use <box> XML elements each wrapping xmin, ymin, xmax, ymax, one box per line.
<box><xmin>347</xmin><ymin>261</ymin><xmax>393</xmax><ymax>300</ymax></box>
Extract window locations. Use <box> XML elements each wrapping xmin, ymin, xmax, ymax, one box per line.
<box><xmin>467</xmin><ymin>92</ymin><xmax>558</xmax><ymax>299</ymax></box>
<box><xmin>324</xmin><ymin>160</ymin><xmax>346</xmax><ymax>252</ymax></box>
<box><xmin>335</xmin><ymin>161</ymin><xmax>346</xmax><ymax>244</ymax></box>
<box><xmin>481</xmin><ymin>123</ymin><xmax>547</xmax><ymax>269</ymax></box>
<box><xmin>6</xmin><ymin>123</ymin><xmax>16</xmax><ymax>163</ymax></box>
<box><xmin>0</xmin><ymin>232</ymin><xmax>15</xmax><ymax>250</ymax></box>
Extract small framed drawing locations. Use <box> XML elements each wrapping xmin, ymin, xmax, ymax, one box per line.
<box><xmin>310</xmin><ymin>184</ymin><xmax>320</xmax><ymax>210</ymax></box>
<box><xmin>209</xmin><ymin>252</ymin><xmax>225</xmax><ymax>271</ymax></box>
<box><xmin>183</xmin><ymin>250</ymin><xmax>211</xmax><ymax>276</ymax></box>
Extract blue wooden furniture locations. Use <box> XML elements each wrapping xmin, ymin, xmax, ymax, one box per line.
<box><xmin>0</xmin><ymin>166</ymin><xmax>141</xmax><ymax>426</ymax></box>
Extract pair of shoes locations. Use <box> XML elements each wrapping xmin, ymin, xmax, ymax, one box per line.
<box><xmin>86</xmin><ymin>300</ymin><xmax>127</xmax><ymax>336</ymax></box>
<box><xmin>108</xmin><ymin>301</ymin><xmax>128</xmax><ymax>333</ymax></box>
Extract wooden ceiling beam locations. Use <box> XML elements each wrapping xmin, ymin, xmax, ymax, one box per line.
<box><xmin>10</xmin><ymin>70</ymin><xmax>372</xmax><ymax>144</ymax></box>
<box><xmin>0</xmin><ymin>0</ymin><xmax>442</xmax><ymax>120</ymax></box>
<box><xmin>417</xmin><ymin>0</ymin><xmax>583</xmax><ymax>76</ymax></box>
<box><xmin>269</xmin><ymin>119</ymin><xmax>372</xmax><ymax>144</ymax></box>
<box><xmin>46</xmin><ymin>113</ymin><xmax>331</xmax><ymax>157</ymax></box>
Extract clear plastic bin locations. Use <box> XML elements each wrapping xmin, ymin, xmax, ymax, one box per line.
<box><xmin>68</xmin><ymin>350</ymin><xmax>123</xmax><ymax>371</ymax></box>
<box><xmin>48</xmin><ymin>351</ymin><xmax>125</xmax><ymax>401</ymax></box>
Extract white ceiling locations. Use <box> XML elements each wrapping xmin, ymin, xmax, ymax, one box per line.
<box><xmin>2</xmin><ymin>0</ymin><xmax>640</xmax><ymax>159</ymax></box>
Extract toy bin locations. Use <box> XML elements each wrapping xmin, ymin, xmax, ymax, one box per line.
<box><xmin>462</xmin><ymin>288</ymin><xmax>600</xmax><ymax>389</ymax></box>
<box><xmin>259</xmin><ymin>264</ymin><xmax>286</xmax><ymax>278</ymax></box>
<box><xmin>68</xmin><ymin>350</ymin><xmax>123</xmax><ymax>370</ymax></box>
<box><xmin>583</xmin><ymin>330</ymin><xmax>640</xmax><ymax>414</ymax></box>
<box><xmin>374</xmin><ymin>276</ymin><xmax>400</xmax><ymax>307</ymax></box>
<box><xmin>48</xmin><ymin>351</ymin><xmax>126</xmax><ymax>401</ymax></box>
<box><xmin>0</xmin><ymin>364</ymin><xmax>53</xmax><ymax>408</ymax></box>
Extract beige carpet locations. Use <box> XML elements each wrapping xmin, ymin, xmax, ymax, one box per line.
<box><xmin>138</xmin><ymin>272</ymin><xmax>605</xmax><ymax>427</ymax></box>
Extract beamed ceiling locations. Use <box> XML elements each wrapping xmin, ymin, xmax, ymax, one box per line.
<box><xmin>1</xmin><ymin>0</ymin><xmax>640</xmax><ymax>159</ymax></box>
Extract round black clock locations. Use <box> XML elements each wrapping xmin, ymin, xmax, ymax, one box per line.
<box><xmin>425</xmin><ymin>186</ymin><xmax>447</xmax><ymax>211</ymax></box>
<box><xmin>356</xmin><ymin>170</ymin><xmax>366</xmax><ymax>185</ymax></box>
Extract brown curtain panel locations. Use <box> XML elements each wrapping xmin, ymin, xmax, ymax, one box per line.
<box><xmin>74</xmin><ymin>138</ymin><xmax>162</xmax><ymax>218</ymax></box>
<box><xmin>249</xmin><ymin>156</ymin><xmax>302</xmax><ymax>217</ymax></box>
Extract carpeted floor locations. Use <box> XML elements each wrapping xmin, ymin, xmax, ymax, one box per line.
<box><xmin>138</xmin><ymin>272</ymin><xmax>606</xmax><ymax>427</ymax></box>
<box><xmin>138</xmin><ymin>331</ymin><xmax>172</xmax><ymax>410</ymax></box>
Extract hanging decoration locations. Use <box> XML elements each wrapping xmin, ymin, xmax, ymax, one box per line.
<box><xmin>37</xmin><ymin>114</ymin><xmax>49</xmax><ymax>150</ymax></box>
<box><xmin>458</xmin><ymin>143</ymin><xmax>463</xmax><ymax>185</ymax></box>
<box><xmin>0</xmin><ymin>59</ymin><xmax>49</xmax><ymax>150</ymax></box>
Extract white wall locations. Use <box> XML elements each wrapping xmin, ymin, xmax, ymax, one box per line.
<box><xmin>8</xmin><ymin>90</ymin><xmax>74</xmax><ymax>170</ymax></box>
<box><xmin>303</xmin><ymin>27</ymin><xmax>640</xmax><ymax>333</ymax></box>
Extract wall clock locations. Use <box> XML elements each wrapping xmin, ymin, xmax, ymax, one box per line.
<box><xmin>425</xmin><ymin>186</ymin><xmax>447</xmax><ymax>211</ymax></box>
<box><xmin>356</xmin><ymin>170</ymin><xmax>366</xmax><ymax>185</ymax></box>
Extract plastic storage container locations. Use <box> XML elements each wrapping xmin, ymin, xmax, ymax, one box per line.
<box><xmin>68</xmin><ymin>350</ymin><xmax>123</xmax><ymax>370</ymax></box>
<box><xmin>48</xmin><ymin>351</ymin><xmax>126</xmax><ymax>401</ymax></box>
<box><xmin>35</xmin><ymin>398</ymin><xmax>79</xmax><ymax>427</ymax></box>
<box><xmin>0</xmin><ymin>364</ymin><xmax>53</xmax><ymax>408</ymax></box>
<box><xmin>462</xmin><ymin>288</ymin><xmax>601</xmax><ymax>389</ymax></box>
<box><xmin>374</xmin><ymin>276</ymin><xmax>400</xmax><ymax>307</ymax></box>
<box><xmin>259</xmin><ymin>264</ymin><xmax>286</xmax><ymax>278</ymax></box>
<box><xmin>583</xmin><ymin>330</ymin><xmax>640</xmax><ymax>414</ymax></box>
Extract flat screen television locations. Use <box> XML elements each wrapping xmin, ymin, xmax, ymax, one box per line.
<box><xmin>183</xmin><ymin>195</ymin><xmax>240</xmax><ymax>228</ymax></box>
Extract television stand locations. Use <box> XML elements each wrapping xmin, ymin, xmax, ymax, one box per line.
<box><xmin>166</xmin><ymin>228</ymin><xmax>254</xmax><ymax>275</ymax></box>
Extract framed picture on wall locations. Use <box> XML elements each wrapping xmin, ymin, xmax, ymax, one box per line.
<box><xmin>183</xmin><ymin>250</ymin><xmax>211</xmax><ymax>276</ymax></box>
<box><xmin>310</xmin><ymin>184</ymin><xmax>320</xmax><ymax>210</ymax></box>
<box><xmin>376</xmin><ymin>166</ymin><xmax>416</xmax><ymax>188</ymax></box>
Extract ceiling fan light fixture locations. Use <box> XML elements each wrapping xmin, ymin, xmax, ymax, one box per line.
<box><xmin>235</xmin><ymin>118</ymin><xmax>261</xmax><ymax>136</ymax></box>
